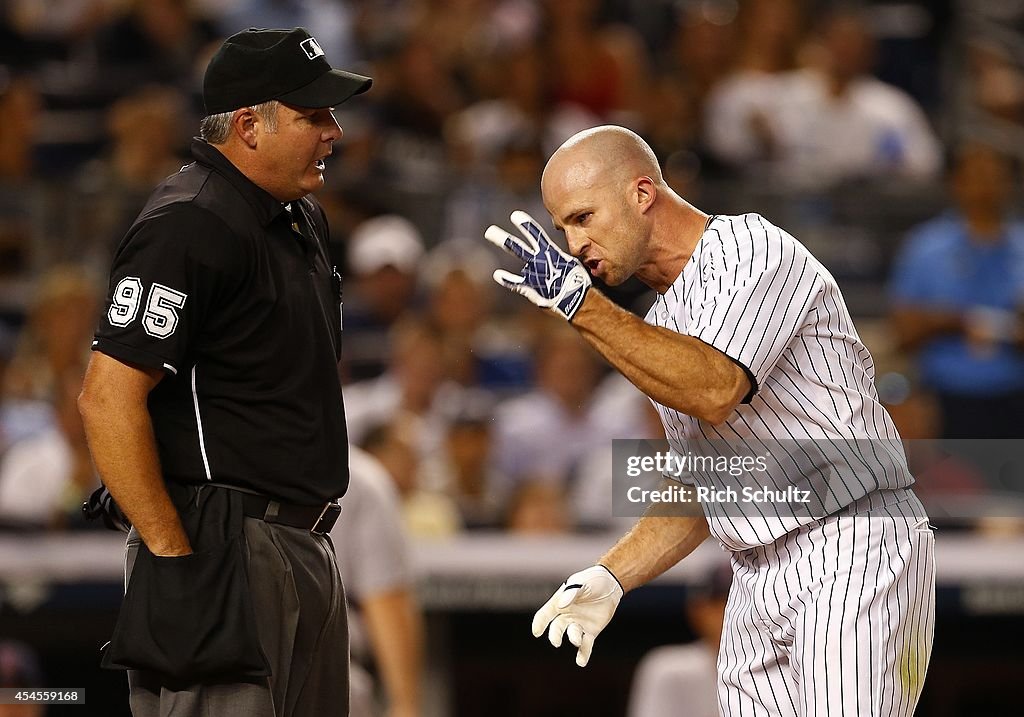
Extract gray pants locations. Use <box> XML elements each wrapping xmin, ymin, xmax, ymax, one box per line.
<box><xmin>124</xmin><ymin>518</ymin><xmax>349</xmax><ymax>717</ymax></box>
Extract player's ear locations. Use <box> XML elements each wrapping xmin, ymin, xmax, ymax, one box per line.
<box><xmin>232</xmin><ymin>108</ymin><xmax>259</xmax><ymax>148</ymax></box>
<box><xmin>636</xmin><ymin>176</ymin><xmax>657</xmax><ymax>215</ymax></box>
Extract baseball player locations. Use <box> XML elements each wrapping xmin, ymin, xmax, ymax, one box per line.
<box><xmin>485</xmin><ymin>125</ymin><xmax>935</xmax><ymax>715</ymax></box>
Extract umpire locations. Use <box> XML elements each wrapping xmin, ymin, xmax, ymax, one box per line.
<box><xmin>78</xmin><ymin>28</ymin><xmax>370</xmax><ymax>716</ymax></box>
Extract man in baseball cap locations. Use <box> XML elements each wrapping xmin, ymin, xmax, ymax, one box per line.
<box><xmin>81</xmin><ymin>27</ymin><xmax>370</xmax><ymax>717</ymax></box>
<box><xmin>203</xmin><ymin>27</ymin><xmax>371</xmax><ymax>115</ymax></box>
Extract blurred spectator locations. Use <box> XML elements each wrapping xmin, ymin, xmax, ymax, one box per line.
<box><xmin>71</xmin><ymin>85</ymin><xmax>187</xmax><ymax>271</ymax></box>
<box><xmin>505</xmin><ymin>480</ymin><xmax>571</xmax><ymax>534</ymax></box>
<box><xmin>0</xmin><ymin>266</ymin><xmax>100</xmax><ymax>526</ymax></box>
<box><xmin>706</xmin><ymin>4</ymin><xmax>941</xmax><ymax>186</ymax></box>
<box><xmin>360</xmin><ymin>29</ymin><xmax>464</xmax><ymax>241</ymax></box>
<box><xmin>343</xmin><ymin>215</ymin><xmax>425</xmax><ymax>381</ymax></box>
<box><xmin>0</xmin><ymin>7</ymin><xmax>37</xmax><ymax>69</ymax></box>
<box><xmin>406</xmin><ymin>0</ymin><xmax>501</xmax><ymax>84</ymax></box>
<box><xmin>334</xmin><ymin>446</ymin><xmax>424</xmax><ymax>717</ymax></box>
<box><xmin>626</xmin><ymin>561</ymin><xmax>730</xmax><ymax>717</ymax></box>
<box><xmin>346</xmin><ymin>318</ymin><xmax>491</xmax><ymax>467</ymax></box>
<box><xmin>0</xmin><ymin>367</ymin><xmax>96</xmax><ymax>530</ymax></box>
<box><xmin>0</xmin><ymin>275</ymin><xmax>98</xmax><ymax>523</ymax></box>
<box><xmin>444</xmin><ymin>40</ymin><xmax>595</xmax><ymax>173</ymax></box>
<box><xmin>703</xmin><ymin>0</ymin><xmax>805</xmax><ymax>173</ymax></box>
<box><xmin>0</xmin><ymin>70</ymin><xmax>42</xmax><ymax>307</ymax></box>
<box><xmin>443</xmin><ymin>133</ymin><xmax>550</xmax><ymax>261</ymax></box>
<box><xmin>423</xmin><ymin>250</ymin><xmax>492</xmax><ymax>386</ymax></box>
<box><xmin>571</xmin><ymin>382</ymin><xmax>663</xmax><ymax>531</ymax></box>
<box><xmin>439</xmin><ymin>403</ymin><xmax>503</xmax><ymax>530</ymax></box>
<box><xmin>669</xmin><ymin>0</ymin><xmax>739</xmax><ymax>116</ymax></box>
<box><xmin>420</xmin><ymin>242</ymin><xmax>530</xmax><ymax>390</ymax></box>
<box><xmin>201</xmin><ymin>0</ymin><xmax>358</xmax><ymax>67</ymax></box>
<box><xmin>889</xmin><ymin>143</ymin><xmax>1024</xmax><ymax>438</ymax></box>
<box><xmin>89</xmin><ymin>0</ymin><xmax>219</xmax><ymax>92</ymax></box>
<box><xmin>0</xmin><ymin>329</ymin><xmax>51</xmax><ymax>457</ymax></box>
<box><xmin>635</xmin><ymin>73</ymin><xmax>703</xmax><ymax>168</ymax></box>
<box><xmin>5</xmin><ymin>0</ymin><xmax>114</xmax><ymax>64</ymax></box>
<box><xmin>362</xmin><ymin>418</ymin><xmax>461</xmax><ymax>538</ymax></box>
<box><xmin>795</xmin><ymin>5</ymin><xmax>942</xmax><ymax>183</ymax></box>
<box><xmin>492</xmin><ymin>327</ymin><xmax>636</xmax><ymax>513</ymax></box>
<box><xmin>2</xmin><ymin>265</ymin><xmax>100</xmax><ymax>402</ymax></box>
<box><xmin>663</xmin><ymin>149</ymin><xmax>704</xmax><ymax>202</ymax></box>
<box><xmin>540</xmin><ymin>0</ymin><xmax>649</xmax><ymax>123</ymax></box>
<box><xmin>0</xmin><ymin>69</ymin><xmax>40</xmax><ymax>182</ymax></box>
<box><xmin>877</xmin><ymin>371</ymin><xmax>941</xmax><ymax>441</ymax></box>
<box><xmin>0</xmin><ymin>322</ymin><xmax>14</xmax><ymax>381</ymax></box>
<box><xmin>966</xmin><ymin>38</ymin><xmax>1024</xmax><ymax>128</ymax></box>
<box><xmin>0</xmin><ymin>640</ymin><xmax>44</xmax><ymax>717</ymax></box>
<box><xmin>86</xmin><ymin>85</ymin><xmax>185</xmax><ymax>189</ymax></box>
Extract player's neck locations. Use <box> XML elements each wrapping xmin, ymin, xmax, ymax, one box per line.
<box><xmin>637</xmin><ymin>195</ymin><xmax>709</xmax><ymax>294</ymax></box>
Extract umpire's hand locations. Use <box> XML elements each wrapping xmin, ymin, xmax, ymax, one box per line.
<box><xmin>531</xmin><ymin>565</ymin><xmax>623</xmax><ymax>667</ymax></box>
<box><xmin>485</xmin><ymin>211</ymin><xmax>592</xmax><ymax>322</ymax></box>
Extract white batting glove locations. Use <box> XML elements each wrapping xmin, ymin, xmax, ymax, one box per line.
<box><xmin>531</xmin><ymin>565</ymin><xmax>623</xmax><ymax>667</ymax></box>
<box><xmin>485</xmin><ymin>210</ymin><xmax>591</xmax><ymax>322</ymax></box>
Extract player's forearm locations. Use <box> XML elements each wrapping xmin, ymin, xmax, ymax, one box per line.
<box><xmin>79</xmin><ymin>370</ymin><xmax>191</xmax><ymax>556</ymax></box>
<box><xmin>572</xmin><ymin>290</ymin><xmax>747</xmax><ymax>424</ymax></box>
<box><xmin>363</xmin><ymin>589</ymin><xmax>424</xmax><ymax>715</ymax></box>
<box><xmin>599</xmin><ymin>507</ymin><xmax>711</xmax><ymax>593</ymax></box>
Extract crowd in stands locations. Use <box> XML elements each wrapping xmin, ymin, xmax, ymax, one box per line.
<box><xmin>0</xmin><ymin>0</ymin><xmax>1021</xmax><ymax>539</ymax></box>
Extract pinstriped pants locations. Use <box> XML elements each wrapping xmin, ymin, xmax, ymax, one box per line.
<box><xmin>718</xmin><ymin>494</ymin><xmax>936</xmax><ymax>716</ymax></box>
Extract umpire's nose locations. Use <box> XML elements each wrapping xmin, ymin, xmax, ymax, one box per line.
<box><xmin>324</xmin><ymin>111</ymin><xmax>343</xmax><ymax>142</ymax></box>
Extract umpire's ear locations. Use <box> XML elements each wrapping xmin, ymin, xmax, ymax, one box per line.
<box><xmin>635</xmin><ymin>176</ymin><xmax>657</xmax><ymax>215</ymax></box>
<box><xmin>231</xmin><ymin>107</ymin><xmax>260</xmax><ymax>148</ymax></box>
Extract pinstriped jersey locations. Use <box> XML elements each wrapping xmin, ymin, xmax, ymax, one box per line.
<box><xmin>645</xmin><ymin>213</ymin><xmax>913</xmax><ymax>549</ymax></box>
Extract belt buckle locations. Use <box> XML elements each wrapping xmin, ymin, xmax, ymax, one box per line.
<box><xmin>312</xmin><ymin>502</ymin><xmax>341</xmax><ymax>534</ymax></box>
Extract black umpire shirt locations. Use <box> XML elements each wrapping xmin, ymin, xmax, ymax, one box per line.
<box><xmin>92</xmin><ymin>138</ymin><xmax>349</xmax><ymax>504</ymax></box>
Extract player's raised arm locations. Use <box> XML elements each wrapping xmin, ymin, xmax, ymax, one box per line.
<box><xmin>571</xmin><ymin>292</ymin><xmax>750</xmax><ymax>424</ymax></box>
<box><xmin>485</xmin><ymin>211</ymin><xmax>750</xmax><ymax>424</ymax></box>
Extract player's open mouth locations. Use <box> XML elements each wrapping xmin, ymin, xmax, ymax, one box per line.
<box><xmin>314</xmin><ymin>159</ymin><xmax>326</xmax><ymax>171</ymax></box>
<box><xmin>585</xmin><ymin>258</ymin><xmax>601</xmax><ymax>273</ymax></box>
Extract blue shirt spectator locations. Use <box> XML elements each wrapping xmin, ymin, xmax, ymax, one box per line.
<box><xmin>890</xmin><ymin>212</ymin><xmax>1024</xmax><ymax>394</ymax></box>
<box><xmin>889</xmin><ymin>143</ymin><xmax>1024</xmax><ymax>438</ymax></box>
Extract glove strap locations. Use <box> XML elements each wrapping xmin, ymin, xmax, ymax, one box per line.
<box><xmin>596</xmin><ymin>563</ymin><xmax>625</xmax><ymax>593</ymax></box>
<box><xmin>558</xmin><ymin>277</ymin><xmax>590</xmax><ymax>322</ymax></box>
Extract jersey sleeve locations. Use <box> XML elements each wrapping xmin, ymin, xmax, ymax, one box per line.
<box><xmin>92</xmin><ymin>205</ymin><xmax>242</xmax><ymax>375</ymax></box>
<box><xmin>687</xmin><ymin>214</ymin><xmax>823</xmax><ymax>396</ymax></box>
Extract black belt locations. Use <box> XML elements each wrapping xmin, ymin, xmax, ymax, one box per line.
<box><xmin>239</xmin><ymin>493</ymin><xmax>342</xmax><ymax>534</ymax></box>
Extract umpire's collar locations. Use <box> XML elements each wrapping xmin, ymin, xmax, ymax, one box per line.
<box><xmin>190</xmin><ymin>138</ymin><xmax>288</xmax><ymax>227</ymax></box>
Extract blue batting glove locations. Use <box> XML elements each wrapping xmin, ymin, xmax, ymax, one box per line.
<box><xmin>485</xmin><ymin>211</ymin><xmax>591</xmax><ymax>322</ymax></box>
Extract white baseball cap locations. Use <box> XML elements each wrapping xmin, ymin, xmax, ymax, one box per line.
<box><xmin>348</xmin><ymin>215</ymin><xmax>425</xmax><ymax>274</ymax></box>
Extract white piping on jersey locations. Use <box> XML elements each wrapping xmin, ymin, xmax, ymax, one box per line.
<box><xmin>191</xmin><ymin>365</ymin><xmax>212</xmax><ymax>480</ymax></box>
<box><xmin>163</xmin><ymin>363</ymin><xmax>177</xmax><ymax>375</ymax></box>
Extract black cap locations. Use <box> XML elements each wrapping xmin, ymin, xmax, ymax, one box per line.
<box><xmin>203</xmin><ymin>27</ymin><xmax>372</xmax><ymax>115</ymax></box>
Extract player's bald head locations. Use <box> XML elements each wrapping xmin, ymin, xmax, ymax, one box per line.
<box><xmin>542</xmin><ymin>125</ymin><xmax>664</xmax><ymax>198</ymax></box>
